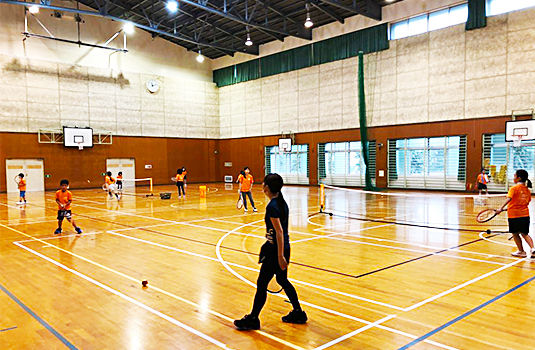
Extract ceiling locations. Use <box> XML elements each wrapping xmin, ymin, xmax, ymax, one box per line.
<box><xmin>79</xmin><ymin>0</ymin><xmax>404</xmax><ymax>59</ymax></box>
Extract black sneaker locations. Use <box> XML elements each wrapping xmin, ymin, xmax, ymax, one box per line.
<box><xmin>75</xmin><ymin>227</ymin><xmax>83</xmax><ymax>234</ymax></box>
<box><xmin>282</xmin><ymin>309</ymin><xmax>307</xmax><ymax>324</ymax></box>
<box><xmin>234</xmin><ymin>314</ymin><xmax>260</xmax><ymax>330</ymax></box>
<box><xmin>54</xmin><ymin>228</ymin><xmax>62</xmax><ymax>235</ymax></box>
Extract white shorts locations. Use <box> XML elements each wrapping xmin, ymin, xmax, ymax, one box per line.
<box><xmin>108</xmin><ymin>184</ymin><xmax>117</xmax><ymax>192</ymax></box>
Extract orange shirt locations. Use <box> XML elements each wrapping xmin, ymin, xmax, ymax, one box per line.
<box><xmin>117</xmin><ymin>175</ymin><xmax>123</xmax><ymax>181</ymax></box>
<box><xmin>477</xmin><ymin>174</ymin><xmax>489</xmax><ymax>184</ymax></box>
<box><xmin>105</xmin><ymin>176</ymin><xmax>115</xmax><ymax>185</ymax></box>
<box><xmin>239</xmin><ymin>174</ymin><xmax>254</xmax><ymax>192</ymax></box>
<box><xmin>55</xmin><ymin>189</ymin><xmax>73</xmax><ymax>210</ymax></box>
<box><xmin>18</xmin><ymin>179</ymin><xmax>26</xmax><ymax>191</ymax></box>
<box><xmin>507</xmin><ymin>184</ymin><xmax>531</xmax><ymax>218</ymax></box>
<box><xmin>176</xmin><ymin>174</ymin><xmax>185</xmax><ymax>182</ymax></box>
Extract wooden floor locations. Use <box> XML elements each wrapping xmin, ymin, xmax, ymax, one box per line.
<box><xmin>1</xmin><ymin>183</ymin><xmax>534</xmax><ymax>350</ymax></box>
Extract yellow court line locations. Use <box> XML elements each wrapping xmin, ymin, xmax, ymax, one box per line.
<box><xmin>0</xmin><ymin>222</ymin><xmax>306</xmax><ymax>350</ymax></box>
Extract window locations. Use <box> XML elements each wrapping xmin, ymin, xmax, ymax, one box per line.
<box><xmin>388</xmin><ymin>136</ymin><xmax>467</xmax><ymax>190</ymax></box>
<box><xmin>390</xmin><ymin>4</ymin><xmax>468</xmax><ymax>40</ymax></box>
<box><xmin>318</xmin><ymin>141</ymin><xmax>376</xmax><ymax>187</ymax></box>
<box><xmin>265</xmin><ymin>144</ymin><xmax>309</xmax><ymax>185</ymax></box>
<box><xmin>487</xmin><ymin>0</ymin><xmax>535</xmax><ymax>16</ymax></box>
<box><xmin>482</xmin><ymin>134</ymin><xmax>535</xmax><ymax>192</ymax></box>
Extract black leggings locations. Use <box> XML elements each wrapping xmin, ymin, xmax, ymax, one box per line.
<box><xmin>251</xmin><ymin>249</ymin><xmax>301</xmax><ymax>317</ymax></box>
<box><xmin>176</xmin><ymin>182</ymin><xmax>185</xmax><ymax>196</ymax></box>
<box><xmin>241</xmin><ymin>191</ymin><xmax>255</xmax><ymax>209</ymax></box>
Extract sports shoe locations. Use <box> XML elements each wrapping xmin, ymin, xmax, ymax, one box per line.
<box><xmin>282</xmin><ymin>309</ymin><xmax>308</xmax><ymax>324</ymax></box>
<box><xmin>244</xmin><ymin>208</ymin><xmax>248</xmax><ymax>212</ymax></box>
<box><xmin>75</xmin><ymin>227</ymin><xmax>83</xmax><ymax>234</ymax></box>
<box><xmin>531</xmin><ymin>249</ymin><xmax>535</xmax><ymax>259</ymax></box>
<box><xmin>511</xmin><ymin>251</ymin><xmax>527</xmax><ymax>258</ymax></box>
<box><xmin>16</xmin><ymin>201</ymin><xmax>23</xmax><ymax>205</ymax></box>
<box><xmin>253</xmin><ymin>208</ymin><xmax>258</xmax><ymax>212</ymax></box>
<box><xmin>54</xmin><ymin>228</ymin><xmax>62</xmax><ymax>235</ymax></box>
<box><xmin>234</xmin><ymin>314</ymin><xmax>260</xmax><ymax>330</ymax></box>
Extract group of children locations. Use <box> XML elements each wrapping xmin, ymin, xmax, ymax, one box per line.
<box><xmin>104</xmin><ymin>171</ymin><xmax>123</xmax><ymax>200</ymax></box>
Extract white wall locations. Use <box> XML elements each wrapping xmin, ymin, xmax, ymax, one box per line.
<box><xmin>219</xmin><ymin>8</ymin><xmax>535</xmax><ymax>138</ymax></box>
<box><xmin>0</xmin><ymin>3</ymin><xmax>219</xmax><ymax>138</ymax></box>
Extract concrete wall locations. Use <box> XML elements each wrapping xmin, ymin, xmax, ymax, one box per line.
<box><xmin>219</xmin><ymin>8</ymin><xmax>535</xmax><ymax>138</ymax></box>
<box><xmin>0</xmin><ymin>3</ymin><xmax>219</xmax><ymax>138</ymax></box>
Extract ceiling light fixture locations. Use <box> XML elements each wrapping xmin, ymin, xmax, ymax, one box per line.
<box><xmin>304</xmin><ymin>3</ymin><xmax>313</xmax><ymax>28</ymax></box>
<box><xmin>123</xmin><ymin>23</ymin><xmax>135</xmax><ymax>34</ymax></box>
<box><xmin>196</xmin><ymin>50</ymin><xmax>204</xmax><ymax>63</ymax></box>
<box><xmin>166</xmin><ymin>1</ymin><xmax>178</xmax><ymax>13</ymax></box>
<box><xmin>245</xmin><ymin>33</ymin><xmax>253</xmax><ymax>46</ymax></box>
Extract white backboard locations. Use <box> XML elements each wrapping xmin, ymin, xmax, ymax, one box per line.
<box><xmin>506</xmin><ymin>120</ymin><xmax>535</xmax><ymax>141</ymax></box>
<box><xmin>64</xmin><ymin>127</ymin><xmax>93</xmax><ymax>148</ymax></box>
<box><xmin>279</xmin><ymin>138</ymin><xmax>292</xmax><ymax>152</ymax></box>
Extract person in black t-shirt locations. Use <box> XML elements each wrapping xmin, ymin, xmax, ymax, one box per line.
<box><xmin>234</xmin><ymin>173</ymin><xmax>307</xmax><ymax>330</ymax></box>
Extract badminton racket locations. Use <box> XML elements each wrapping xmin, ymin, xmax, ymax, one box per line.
<box><xmin>236</xmin><ymin>192</ymin><xmax>243</xmax><ymax>210</ymax></box>
<box><xmin>477</xmin><ymin>208</ymin><xmax>506</xmax><ymax>223</ymax></box>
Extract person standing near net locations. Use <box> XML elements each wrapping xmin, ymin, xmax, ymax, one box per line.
<box><xmin>175</xmin><ymin>168</ymin><xmax>186</xmax><ymax>199</ymax></box>
<box><xmin>234</xmin><ymin>173</ymin><xmax>307</xmax><ymax>330</ymax></box>
<box><xmin>476</xmin><ymin>168</ymin><xmax>490</xmax><ymax>195</ymax></box>
<box><xmin>496</xmin><ymin>169</ymin><xmax>534</xmax><ymax>258</ymax></box>
<box><xmin>104</xmin><ymin>171</ymin><xmax>119</xmax><ymax>200</ymax></box>
<box><xmin>238</xmin><ymin>167</ymin><xmax>257</xmax><ymax>212</ymax></box>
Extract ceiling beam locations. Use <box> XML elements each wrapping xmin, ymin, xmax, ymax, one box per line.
<box><xmin>255</xmin><ymin>0</ymin><xmax>297</xmax><ymax>24</ymax></box>
<box><xmin>175</xmin><ymin>0</ymin><xmax>310</xmax><ymax>40</ymax></box>
<box><xmin>310</xmin><ymin>1</ymin><xmax>344</xmax><ymax>24</ymax></box>
<box><xmin>320</xmin><ymin>0</ymin><xmax>381</xmax><ymax>21</ymax></box>
<box><xmin>0</xmin><ymin>0</ymin><xmax>242</xmax><ymax>55</ymax></box>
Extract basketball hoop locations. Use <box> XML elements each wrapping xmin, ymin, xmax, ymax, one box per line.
<box><xmin>76</xmin><ymin>142</ymin><xmax>84</xmax><ymax>150</ymax></box>
<box><xmin>513</xmin><ymin>135</ymin><xmax>523</xmax><ymax>147</ymax></box>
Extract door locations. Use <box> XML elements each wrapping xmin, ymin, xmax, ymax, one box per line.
<box><xmin>6</xmin><ymin>159</ymin><xmax>45</xmax><ymax>193</ymax></box>
<box><xmin>106</xmin><ymin>158</ymin><xmax>136</xmax><ymax>188</ymax></box>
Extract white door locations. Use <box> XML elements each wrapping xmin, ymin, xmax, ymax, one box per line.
<box><xmin>6</xmin><ymin>159</ymin><xmax>45</xmax><ymax>193</ymax></box>
<box><xmin>106</xmin><ymin>158</ymin><xmax>136</xmax><ymax>188</ymax></box>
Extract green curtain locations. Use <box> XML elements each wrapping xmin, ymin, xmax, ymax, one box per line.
<box><xmin>466</xmin><ymin>0</ymin><xmax>487</xmax><ymax>30</ymax></box>
<box><xmin>260</xmin><ymin>45</ymin><xmax>313</xmax><ymax>78</ymax></box>
<box><xmin>358</xmin><ymin>52</ymin><xmax>379</xmax><ymax>191</ymax></box>
<box><xmin>236</xmin><ymin>60</ymin><xmax>260</xmax><ymax>83</ymax></box>
<box><xmin>314</xmin><ymin>24</ymin><xmax>389</xmax><ymax>66</ymax></box>
<box><xmin>318</xmin><ymin>143</ymin><xmax>326</xmax><ymax>179</ymax></box>
<box><xmin>213</xmin><ymin>66</ymin><xmax>235</xmax><ymax>87</ymax></box>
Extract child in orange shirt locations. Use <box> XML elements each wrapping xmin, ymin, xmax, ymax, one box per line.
<box><xmin>104</xmin><ymin>171</ymin><xmax>119</xmax><ymax>200</ymax></box>
<box><xmin>497</xmin><ymin>169</ymin><xmax>533</xmax><ymax>258</ymax></box>
<box><xmin>175</xmin><ymin>168</ymin><xmax>186</xmax><ymax>199</ymax></box>
<box><xmin>476</xmin><ymin>168</ymin><xmax>489</xmax><ymax>195</ymax></box>
<box><xmin>17</xmin><ymin>173</ymin><xmax>27</xmax><ymax>205</ymax></box>
<box><xmin>116</xmin><ymin>171</ymin><xmax>123</xmax><ymax>191</ymax></box>
<box><xmin>238</xmin><ymin>167</ymin><xmax>257</xmax><ymax>212</ymax></box>
<box><xmin>54</xmin><ymin>179</ymin><xmax>82</xmax><ymax>235</ymax></box>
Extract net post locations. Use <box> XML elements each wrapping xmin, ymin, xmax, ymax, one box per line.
<box><xmin>149</xmin><ymin>178</ymin><xmax>153</xmax><ymax>195</ymax></box>
<box><xmin>320</xmin><ymin>183</ymin><xmax>325</xmax><ymax>212</ymax></box>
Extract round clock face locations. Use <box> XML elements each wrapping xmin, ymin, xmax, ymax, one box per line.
<box><xmin>146</xmin><ymin>79</ymin><xmax>159</xmax><ymax>93</ymax></box>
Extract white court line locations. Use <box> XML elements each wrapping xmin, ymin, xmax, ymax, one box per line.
<box><xmin>214</xmin><ymin>220</ymin><xmax>457</xmax><ymax>350</ymax></box>
<box><xmin>403</xmin><ymin>257</ymin><xmax>529</xmax><ymax>312</ymax></box>
<box><xmin>13</xmin><ymin>242</ymin><xmax>231</xmax><ymax>349</ymax></box>
<box><xmin>478</xmin><ymin>231</ymin><xmax>516</xmax><ymax>247</ymax></box>
<box><xmin>107</xmin><ymin>230</ymin><xmax>404</xmax><ymax>311</ymax></box>
<box><xmin>312</xmin><ymin>314</ymin><xmax>397</xmax><ymax>350</ymax></box>
<box><xmin>15</xmin><ymin>232</ymin><xmax>101</xmax><ymax>243</ymax></box>
<box><xmin>291</xmin><ymin>223</ymin><xmax>394</xmax><ymax>244</ymax></box>
<box><xmin>0</xmin><ymin>202</ymin><xmax>25</xmax><ymax>210</ymax></box>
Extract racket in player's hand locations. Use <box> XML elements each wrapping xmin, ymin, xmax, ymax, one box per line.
<box><xmin>236</xmin><ymin>192</ymin><xmax>243</xmax><ymax>210</ymax></box>
<box><xmin>14</xmin><ymin>175</ymin><xmax>21</xmax><ymax>184</ymax></box>
<box><xmin>477</xmin><ymin>208</ymin><xmax>506</xmax><ymax>223</ymax></box>
<box><xmin>267</xmin><ymin>278</ymin><xmax>283</xmax><ymax>294</ymax></box>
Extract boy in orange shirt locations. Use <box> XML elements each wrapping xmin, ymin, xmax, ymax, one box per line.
<box><xmin>175</xmin><ymin>168</ymin><xmax>186</xmax><ymax>198</ymax></box>
<box><xmin>17</xmin><ymin>173</ymin><xmax>27</xmax><ymax>205</ymax></box>
<box><xmin>476</xmin><ymin>168</ymin><xmax>489</xmax><ymax>195</ymax></box>
<box><xmin>238</xmin><ymin>167</ymin><xmax>257</xmax><ymax>212</ymax></box>
<box><xmin>497</xmin><ymin>169</ymin><xmax>534</xmax><ymax>258</ymax></box>
<box><xmin>105</xmin><ymin>171</ymin><xmax>119</xmax><ymax>200</ymax></box>
<box><xmin>54</xmin><ymin>179</ymin><xmax>83</xmax><ymax>235</ymax></box>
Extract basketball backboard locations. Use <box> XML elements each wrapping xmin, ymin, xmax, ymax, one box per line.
<box><xmin>279</xmin><ymin>138</ymin><xmax>292</xmax><ymax>152</ymax></box>
<box><xmin>64</xmin><ymin>127</ymin><xmax>93</xmax><ymax>150</ymax></box>
<box><xmin>506</xmin><ymin>120</ymin><xmax>535</xmax><ymax>146</ymax></box>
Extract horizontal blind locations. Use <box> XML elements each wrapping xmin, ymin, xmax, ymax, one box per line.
<box><xmin>265</xmin><ymin>144</ymin><xmax>309</xmax><ymax>185</ymax></box>
<box><xmin>388</xmin><ymin>136</ymin><xmax>466</xmax><ymax>190</ymax></box>
<box><xmin>319</xmin><ymin>141</ymin><xmax>376</xmax><ymax>187</ymax></box>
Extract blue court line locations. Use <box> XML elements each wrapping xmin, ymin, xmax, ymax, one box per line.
<box><xmin>0</xmin><ymin>284</ymin><xmax>79</xmax><ymax>350</ymax></box>
<box><xmin>397</xmin><ymin>272</ymin><xmax>535</xmax><ymax>350</ymax></box>
<box><xmin>0</xmin><ymin>326</ymin><xmax>17</xmax><ymax>332</ymax></box>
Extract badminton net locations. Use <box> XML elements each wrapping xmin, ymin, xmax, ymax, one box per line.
<box><xmin>318</xmin><ymin>184</ymin><xmax>508</xmax><ymax>232</ymax></box>
<box><xmin>120</xmin><ymin>178</ymin><xmax>154</xmax><ymax>197</ymax></box>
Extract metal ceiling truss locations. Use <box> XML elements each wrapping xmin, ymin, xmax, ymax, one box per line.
<box><xmin>1</xmin><ymin>0</ymin><xmax>385</xmax><ymax>59</ymax></box>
